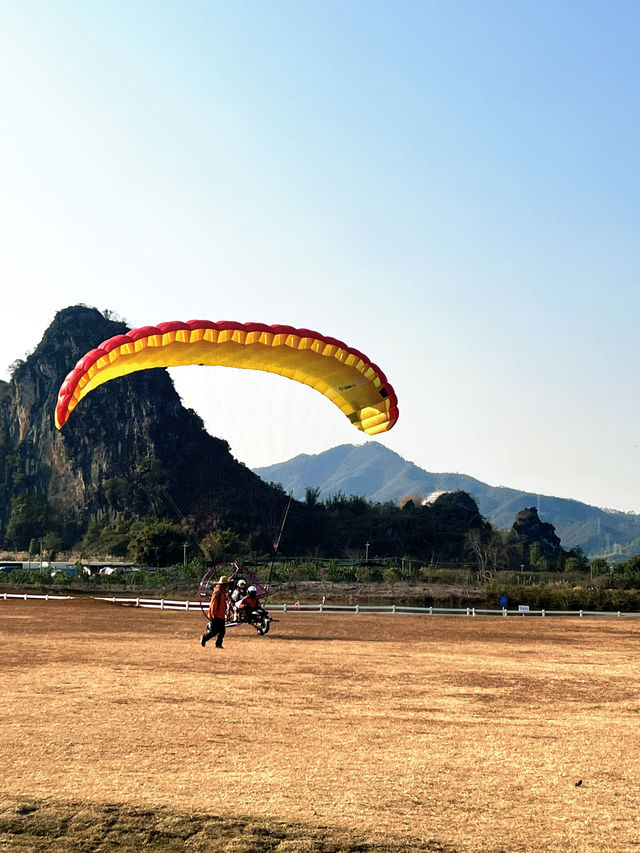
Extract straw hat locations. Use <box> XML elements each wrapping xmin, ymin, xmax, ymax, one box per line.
<box><xmin>217</xmin><ymin>575</ymin><xmax>230</xmax><ymax>584</ymax></box>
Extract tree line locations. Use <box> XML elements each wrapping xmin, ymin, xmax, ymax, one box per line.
<box><xmin>1</xmin><ymin>485</ymin><xmax>626</xmax><ymax>578</ymax></box>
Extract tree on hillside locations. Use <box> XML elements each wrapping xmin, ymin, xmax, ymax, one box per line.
<box><xmin>128</xmin><ymin>519</ymin><xmax>185</xmax><ymax>567</ymax></box>
<box><xmin>6</xmin><ymin>494</ymin><xmax>56</xmax><ymax>549</ymax></box>
<box><xmin>201</xmin><ymin>527</ymin><xmax>243</xmax><ymax>563</ymax></box>
<box><xmin>305</xmin><ymin>487</ymin><xmax>321</xmax><ymax>507</ymax></box>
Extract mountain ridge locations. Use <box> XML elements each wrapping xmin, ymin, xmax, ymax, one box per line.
<box><xmin>254</xmin><ymin>443</ymin><xmax>640</xmax><ymax>560</ymax></box>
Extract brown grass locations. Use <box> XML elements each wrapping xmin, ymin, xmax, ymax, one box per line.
<box><xmin>1</xmin><ymin>598</ymin><xmax>639</xmax><ymax>852</ymax></box>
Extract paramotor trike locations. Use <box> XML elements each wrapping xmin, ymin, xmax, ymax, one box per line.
<box><xmin>198</xmin><ymin>562</ymin><xmax>272</xmax><ymax>637</ymax></box>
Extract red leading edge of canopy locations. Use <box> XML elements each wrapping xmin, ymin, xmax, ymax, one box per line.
<box><xmin>54</xmin><ymin>320</ymin><xmax>399</xmax><ymax>430</ymax></box>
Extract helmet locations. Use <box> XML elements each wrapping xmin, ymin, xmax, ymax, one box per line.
<box><xmin>248</xmin><ymin>586</ymin><xmax>257</xmax><ymax>594</ymax></box>
<box><xmin>237</xmin><ymin>579</ymin><xmax>247</xmax><ymax>588</ymax></box>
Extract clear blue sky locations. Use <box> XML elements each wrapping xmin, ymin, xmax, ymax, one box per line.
<box><xmin>1</xmin><ymin>1</ymin><xmax>638</xmax><ymax>512</ymax></box>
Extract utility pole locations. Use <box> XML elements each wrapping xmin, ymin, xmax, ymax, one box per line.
<box><xmin>365</xmin><ymin>542</ymin><xmax>370</xmax><ymax>563</ymax></box>
<box><xmin>183</xmin><ymin>541</ymin><xmax>189</xmax><ymax>566</ymax></box>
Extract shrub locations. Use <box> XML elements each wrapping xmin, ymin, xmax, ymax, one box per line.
<box><xmin>382</xmin><ymin>567</ymin><xmax>401</xmax><ymax>584</ymax></box>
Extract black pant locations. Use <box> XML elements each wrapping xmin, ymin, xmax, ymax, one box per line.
<box><xmin>203</xmin><ymin>617</ymin><xmax>226</xmax><ymax>647</ymax></box>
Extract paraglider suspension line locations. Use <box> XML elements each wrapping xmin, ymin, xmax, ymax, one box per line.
<box><xmin>159</xmin><ymin>485</ymin><xmax>211</xmax><ymax>564</ymax></box>
<box><xmin>265</xmin><ymin>493</ymin><xmax>292</xmax><ymax>600</ymax></box>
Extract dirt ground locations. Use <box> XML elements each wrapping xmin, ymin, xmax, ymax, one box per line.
<box><xmin>1</xmin><ymin>597</ymin><xmax>639</xmax><ymax>852</ymax></box>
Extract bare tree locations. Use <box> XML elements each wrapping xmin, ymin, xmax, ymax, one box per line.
<box><xmin>466</xmin><ymin>528</ymin><xmax>508</xmax><ymax>582</ymax></box>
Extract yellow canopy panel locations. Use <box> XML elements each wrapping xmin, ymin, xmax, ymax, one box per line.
<box><xmin>55</xmin><ymin>320</ymin><xmax>399</xmax><ymax>435</ymax></box>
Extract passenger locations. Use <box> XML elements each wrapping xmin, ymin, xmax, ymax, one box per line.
<box><xmin>231</xmin><ymin>578</ymin><xmax>247</xmax><ymax>605</ymax></box>
<box><xmin>228</xmin><ymin>578</ymin><xmax>247</xmax><ymax>620</ymax></box>
<box><xmin>238</xmin><ymin>585</ymin><xmax>260</xmax><ymax>621</ymax></box>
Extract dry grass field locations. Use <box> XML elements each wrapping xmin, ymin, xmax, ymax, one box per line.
<box><xmin>1</xmin><ymin>597</ymin><xmax>639</xmax><ymax>852</ymax></box>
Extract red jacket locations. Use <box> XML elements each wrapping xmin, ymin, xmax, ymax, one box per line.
<box><xmin>239</xmin><ymin>592</ymin><xmax>259</xmax><ymax>610</ymax></box>
<box><xmin>208</xmin><ymin>585</ymin><xmax>228</xmax><ymax>620</ymax></box>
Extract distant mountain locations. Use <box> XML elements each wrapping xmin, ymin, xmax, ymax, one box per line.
<box><xmin>254</xmin><ymin>443</ymin><xmax>640</xmax><ymax>560</ymax></box>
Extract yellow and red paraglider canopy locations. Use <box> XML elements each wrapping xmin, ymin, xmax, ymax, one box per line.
<box><xmin>54</xmin><ymin>320</ymin><xmax>399</xmax><ymax>435</ymax></box>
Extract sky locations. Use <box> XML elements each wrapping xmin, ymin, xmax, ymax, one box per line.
<box><xmin>1</xmin><ymin>1</ymin><xmax>638</xmax><ymax>513</ymax></box>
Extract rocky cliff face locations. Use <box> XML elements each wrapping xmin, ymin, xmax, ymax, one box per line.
<box><xmin>512</xmin><ymin>507</ymin><xmax>562</xmax><ymax>558</ymax></box>
<box><xmin>0</xmin><ymin>305</ymin><xmax>278</xmax><ymax>547</ymax></box>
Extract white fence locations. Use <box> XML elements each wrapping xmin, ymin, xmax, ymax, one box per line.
<box><xmin>95</xmin><ymin>596</ymin><xmax>200</xmax><ymax>611</ymax></box>
<box><xmin>1</xmin><ymin>592</ymin><xmax>73</xmax><ymax>601</ymax></box>
<box><xmin>264</xmin><ymin>602</ymin><xmax>640</xmax><ymax>618</ymax></box>
<box><xmin>4</xmin><ymin>592</ymin><xmax>640</xmax><ymax>619</ymax></box>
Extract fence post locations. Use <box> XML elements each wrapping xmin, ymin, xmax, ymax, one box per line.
<box><xmin>283</xmin><ymin>603</ymin><xmax>287</xmax><ymax>613</ymax></box>
<box><xmin>472</xmin><ymin>607</ymin><xmax>476</xmax><ymax>617</ymax></box>
<box><xmin>392</xmin><ymin>604</ymin><xmax>396</xmax><ymax>614</ymax></box>
<box><xmin>160</xmin><ymin>599</ymin><xmax>165</xmax><ymax>610</ymax></box>
<box><xmin>429</xmin><ymin>606</ymin><xmax>433</xmax><ymax>616</ymax></box>
<box><xmin>502</xmin><ymin>608</ymin><xmax>507</xmax><ymax>618</ymax></box>
<box><xmin>579</xmin><ymin>610</ymin><xmax>583</xmax><ymax>618</ymax></box>
<box><xmin>355</xmin><ymin>604</ymin><xmax>359</xmax><ymax>614</ymax></box>
<box><xmin>466</xmin><ymin>607</ymin><xmax>470</xmax><ymax>617</ymax></box>
<box><xmin>541</xmin><ymin>609</ymin><xmax>546</xmax><ymax>617</ymax></box>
